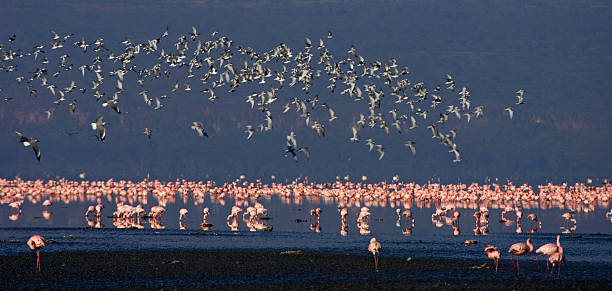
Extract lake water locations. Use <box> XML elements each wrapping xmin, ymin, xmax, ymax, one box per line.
<box><xmin>2</xmin><ymin>185</ymin><xmax>610</xmax><ymax>264</ymax></box>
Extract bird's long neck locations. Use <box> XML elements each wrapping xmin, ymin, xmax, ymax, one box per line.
<box><xmin>556</xmin><ymin>235</ymin><xmax>561</xmax><ymax>247</ymax></box>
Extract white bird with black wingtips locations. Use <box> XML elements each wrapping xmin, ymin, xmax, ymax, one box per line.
<box><xmin>16</xmin><ymin>131</ymin><xmax>41</xmax><ymax>161</ymax></box>
<box><xmin>91</xmin><ymin>116</ymin><xmax>107</xmax><ymax>142</ymax></box>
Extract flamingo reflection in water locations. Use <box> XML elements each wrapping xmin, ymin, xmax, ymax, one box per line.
<box><xmin>527</xmin><ymin>213</ymin><xmax>542</xmax><ymax>233</ymax></box>
<box><xmin>500</xmin><ymin>205</ymin><xmax>514</xmax><ymax>225</ymax></box>
<box><xmin>401</xmin><ymin>209</ymin><xmax>415</xmax><ymax>235</ymax></box>
<box><xmin>9</xmin><ymin>201</ymin><xmax>23</xmax><ymax>221</ymax></box>
<box><xmin>561</xmin><ymin>211</ymin><xmax>577</xmax><ymax>233</ymax></box>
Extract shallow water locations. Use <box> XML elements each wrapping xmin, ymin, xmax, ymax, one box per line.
<box><xmin>1</xmin><ymin>191</ymin><xmax>611</xmax><ymax>285</ymax></box>
<box><xmin>1</xmin><ymin>193</ymin><xmax>610</xmax><ymax>261</ymax></box>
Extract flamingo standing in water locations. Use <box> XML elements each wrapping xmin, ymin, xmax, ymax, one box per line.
<box><xmin>226</xmin><ymin>206</ymin><xmax>242</xmax><ymax>231</ymax></box>
<box><xmin>200</xmin><ymin>208</ymin><xmax>213</xmax><ymax>230</ymax></box>
<box><xmin>368</xmin><ymin>237</ymin><xmax>381</xmax><ymax>271</ymax></box>
<box><xmin>42</xmin><ymin>199</ymin><xmax>52</xmax><ymax>210</ymax></box>
<box><xmin>27</xmin><ymin>235</ymin><xmax>45</xmax><ymax>272</ymax></box>
<box><xmin>536</xmin><ymin>235</ymin><xmax>561</xmax><ymax>270</ymax></box>
<box><xmin>508</xmin><ymin>238</ymin><xmax>533</xmax><ymax>275</ymax></box>
<box><xmin>484</xmin><ymin>245</ymin><xmax>500</xmax><ymax>272</ymax></box>
<box><xmin>179</xmin><ymin>208</ymin><xmax>188</xmax><ymax>229</ymax></box>
<box><xmin>339</xmin><ymin>207</ymin><xmax>348</xmax><ymax>236</ymax></box>
<box><xmin>548</xmin><ymin>245</ymin><xmax>564</xmax><ymax>276</ymax></box>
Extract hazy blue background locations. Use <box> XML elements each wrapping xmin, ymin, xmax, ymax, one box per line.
<box><xmin>0</xmin><ymin>0</ymin><xmax>610</xmax><ymax>185</ymax></box>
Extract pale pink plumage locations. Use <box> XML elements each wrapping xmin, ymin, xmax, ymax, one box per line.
<box><xmin>368</xmin><ymin>237</ymin><xmax>381</xmax><ymax>270</ymax></box>
<box><xmin>548</xmin><ymin>246</ymin><xmax>564</xmax><ymax>275</ymax></box>
<box><xmin>27</xmin><ymin>235</ymin><xmax>45</xmax><ymax>272</ymax></box>
<box><xmin>484</xmin><ymin>245</ymin><xmax>500</xmax><ymax>272</ymax></box>
<box><xmin>508</xmin><ymin>238</ymin><xmax>533</xmax><ymax>275</ymax></box>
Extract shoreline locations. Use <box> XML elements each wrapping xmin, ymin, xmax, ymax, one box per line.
<box><xmin>2</xmin><ymin>250</ymin><xmax>610</xmax><ymax>290</ymax></box>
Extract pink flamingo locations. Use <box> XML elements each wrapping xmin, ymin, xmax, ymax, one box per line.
<box><xmin>27</xmin><ymin>235</ymin><xmax>45</xmax><ymax>272</ymax></box>
<box><xmin>535</xmin><ymin>235</ymin><xmax>561</xmax><ymax>270</ymax></box>
<box><xmin>9</xmin><ymin>201</ymin><xmax>22</xmax><ymax>211</ymax></box>
<box><xmin>42</xmin><ymin>199</ymin><xmax>52</xmax><ymax>210</ymax></box>
<box><xmin>451</xmin><ymin>210</ymin><xmax>460</xmax><ymax>225</ymax></box>
<box><xmin>548</xmin><ymin>245</ymin><xmax>564</xmax><ymax>276</ymax></box>
<box><xmin>368</xmin><ymin>237</ymin><xmax>381</xmax><ymax>271</ymax></box>
<box><xmin>508</xmin><ymin>238</ymin><xmax>533</xmax><ymax>275</ymax></box>
<box><xmin>200</xmin><ymin>208</ymin><xmax>213</xmax><ymax>229</ymax></box>
<box><xmin>340</xmin><ymin>208</ymin><xmax>348</xmax><ymax>236</ymax></box>
<box><xmin>85</xmin><ymin>205</ymin><xmax>95</xmax><ymax>217</ymax></box>
<box><xmin>484</xmin><ymin>245</ymin><xmax>501</xmax><ymax>272</ymax></box>
<box><xmin>395</xmin><ymin>209</ymin><xmax>402</xmax><ymax>227</ymax></box>
<box><xmin>226</xmin><ymin>206</ymin><xmax>242</xmax><ymax>231</ymax></box>
<box><xmin>340</xmin><ymin>207</ymin><xmax>348</xmax><ymax>225</ymax></box>
<box><xmin>179</xmin><ymin>208</ymin><xmax>188</xmax><ymax>229</ymax></box>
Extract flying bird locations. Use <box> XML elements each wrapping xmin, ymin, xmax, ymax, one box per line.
<box><xmin>376</xmin><ymin>145</ymin><xmax>385</xmax><ymax>160</ymax></box>
<box><xmin>404</xmin><ymin>141</ymin><xmax>416</xmax><ymax>155</ymax></box>
<box><xmin>143</xmin><ymin>128</ymin><xmax>152</xmax><ymax>139</ymax></box>
<box><xmin>365</xmin><ymin>139</ymin><xmax>375</xmax><ymax>152</ymax></box>
<box><xmin>245</xmin><ymin>125</ymin><xmax>254</xmax><ymax>140</ymax></box>
<box><xmin>191</xmin><ymin>122</ymin><xmax>208</xmax><ymax>137</ymax></box>
<box><xmin>16</xmin><ymin>131</ymin><xmax>41</xmax><ymax>161</ymax></box>
<box><xmin>350</xmin><ymin>126</ymin><xmax>359</xmax><ymax>142</ymax></box>
<box><xmin>91</xmin><ymin>116</ymin><xmax>106</xmax><ymax>142</ymax></box>
<box><xmin>516</xmin><ymin>89</ymin><xmax>524</xmax><ymax>105</ymax></box>
<box><xmin>286</xmin><ymin>131</ymin><xmax>298</xmax><ymax>148</ymax></box>
<box><xmin>102</xmin><ymin>95</ymin><xmax>121</xmax><ymax>114</ymax></box>
<box><xmin>44</xmin><ymin>108</ymin><xmax>54</xmax><ymax>119</ymax></box>
<box><xmin>505</xmin><ymin>107</ymin><xmax>514</xmax><ymax>119</ymax></box>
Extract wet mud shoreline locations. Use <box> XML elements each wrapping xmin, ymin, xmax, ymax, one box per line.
<box><xmin>1</xmin><ymin>250</ymin><xmax>610</xmax><ymax>290</ymax></box>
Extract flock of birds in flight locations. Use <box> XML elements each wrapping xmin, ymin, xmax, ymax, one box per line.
<box><xmin>1</xmin><ymin>27</ymin><xmax>525</xmax><ymax>163</ymax></box>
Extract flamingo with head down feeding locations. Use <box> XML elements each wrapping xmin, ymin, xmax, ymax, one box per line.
<box><xmin>27</xmin><ymin>235</ymin><xmax>45</xmax><ymax>272</ymax></box>
<box><xmin>368</xmin><ymin>237</ymin><xmax>381</xmax><ymax>271</ymax></box>
<box><xmin>536</xmin><ymin>235</ymin><xmax>561</xmax><ymax>270</ymax></box>
<box><xmin>484</xmin><ymin>245</ymin><xmax>500</xmax><ymax>272</ymax></box>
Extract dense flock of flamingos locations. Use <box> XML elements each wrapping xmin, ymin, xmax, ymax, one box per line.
<box><xmin>2</xmin><ymin>177</ymin><xmax>611</xmax><ymax>275</ymax></box>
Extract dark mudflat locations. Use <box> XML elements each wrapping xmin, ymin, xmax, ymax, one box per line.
<box><xmin>1</xmin><ymin>250</ymin><xmax>609</xmax><ymax>290</ymax></box>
